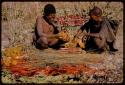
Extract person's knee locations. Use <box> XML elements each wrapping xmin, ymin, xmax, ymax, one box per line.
<box><xmin>39</xmin><ymin>37</ymin><xmax>48</xmax><ymax>44</ymax></box>
<box><xmin>35</xmin><ymin>37</ymin><xmax>49</xmax><ymax>49</ymax></box>
<box><xmin>98</xmin><ymin>43</ymin><xmax>105</xmax><ymax>49</ymax></box>
<box><xmin>94</xmin><ymin>38</ymin><xmax>106</xmax><ymax>49</ymax></box>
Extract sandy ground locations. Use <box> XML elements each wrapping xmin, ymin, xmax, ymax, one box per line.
<box><xmin>1</xmin><ymin>2</ymin><xmax>123</xmax><ymax>83</ymax></box>
<box><xmin>24</xmin><ymin>25</ymin><xmax>123</xmax><ymax>72</ymax></box>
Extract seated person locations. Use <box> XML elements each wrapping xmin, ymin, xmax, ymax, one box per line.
<box><xmin>75</xmin><ymin>6</ymin><xmax>119</xmax><ymax>53</ymax></box>
<box><xmin>32</xmin><ymin>4</ymin><xmax>65</xmax><ymax>50</ymax></box>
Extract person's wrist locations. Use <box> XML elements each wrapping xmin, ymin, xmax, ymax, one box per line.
<box><xmin>87</xmin><ymin>33</ymin><xmax>90</xmax><ymax>36</ymax></box>
<box><xmin>85</xmin><ymin>33</ymin><xmax>89</xmax><ymax>36</ymax></box>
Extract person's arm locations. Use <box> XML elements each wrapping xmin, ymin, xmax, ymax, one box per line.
<box><xmin>36</xmin><ymin>16</ymin><xmax>50</xmax><ymax>38</ymax></box>
<box><xmin>87</xmin><ymin>33</ymin><xmax>100</xmax><ymax>38</ymax></box>
<box><xmin>74</xmin><ymin>29</ymin><xmax>83</xmax><ymax>38</ymax></box>
<box><xmin>74</xmin><ymin>24</ymin><xmax>87</xmax><ymax>38</ymax></box>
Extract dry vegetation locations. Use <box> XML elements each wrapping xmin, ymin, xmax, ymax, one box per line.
<box><xmin>1</xmin><ymin>2</ymin><xmax>123</xmax><ymax>84</ymax></box>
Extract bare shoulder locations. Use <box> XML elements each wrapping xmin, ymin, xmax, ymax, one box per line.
<box><xmin>36</xmin><ymin>16</ymin><xmax>43</xmax><ymax>22</ymax></box>
<box><xmin>36</xmin><ymin>16</ymin><xmax>43</xmax><ymax>20</ymax></box>
<box><xmin>37</xmin><ymin>16</ymin><xmax>42</xmax><ymax>19</ymax></box>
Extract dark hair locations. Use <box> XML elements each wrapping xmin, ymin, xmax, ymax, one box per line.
<box><xmin>44</xmin><ymin>4</ymin><xmax>56</xmax><ymax>16</ymax></box>
<box><xmin>89</xmin><ymin>6</ymin><xmax>102</xmax><ymax>16</ymax></box>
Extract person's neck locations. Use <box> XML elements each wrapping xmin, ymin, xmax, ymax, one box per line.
<box><xmin>43</xmin><ymin>15</ymin><xmax>52</xmax><ymax>25</ymax></box>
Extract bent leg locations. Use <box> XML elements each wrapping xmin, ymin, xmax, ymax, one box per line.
<box><xmin>36</xmin><ymin>37</ymin><xmax>48</xmax><ymax>49</ymax></box>
<box><xmin>48</xmin><ymin>39</ymin><xmax>59</xmax><ymax>46</ymax></box>
<box><xmin>94</xmin><ymin>36</ymin><xmax>106</xmax><ymax>49</ymax></box>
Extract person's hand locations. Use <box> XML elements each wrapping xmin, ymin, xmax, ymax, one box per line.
<box><xmin>84</xmin><ymin>32</ymin><xmax>90</xmax><ymax>36</ymax></box>
<box><xmin>47</xmin><ymin>35</ymin><xmax>52</xmax><ymax>38</ymax></box>
<box><xmin>59</xmin><ymin>36</ymin><xmax>63</xmax><ymax>40</ymax></box>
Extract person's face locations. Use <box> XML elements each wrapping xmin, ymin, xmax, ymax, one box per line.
<box><xmin>90</xmin><ymin>14</ymin><xmax>101</xmax><ymax>22</ymax></box>
<box><xmin>47</xmin><ymin>13</ymin><xmax>56</xmax><ymax>22</ymax></box>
